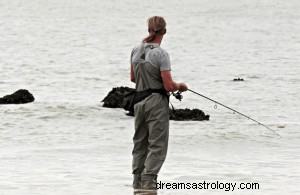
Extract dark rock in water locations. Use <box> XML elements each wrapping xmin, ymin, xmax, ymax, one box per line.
<box><xmin>233</xmin><ymin>78</ymin><xmax>244</xmax><ymax>81</ymax></box>
<box><xmin>102</xmin><ymin>87</ymin><xmax>127</xmax><ymax>108</ymax></box>
<box><xmin>169</xmin><ymin>108</ymin><xmax>210</xmax><ymax>121</ymax></box>
<box><xmin>0</xmin><ymin>89</ymin><xmax>35</xmax><ymax>104</ymax></box>
<box><xmin>102</xmin><ymin>87</ymin><xmax>210</xmax><ymax>121</ymax></box>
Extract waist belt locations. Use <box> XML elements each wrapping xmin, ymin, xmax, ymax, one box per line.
<box><xmin>128</xmin><ymin>88</ymin><xmax>168</xmax><ymax>113</ymax></box>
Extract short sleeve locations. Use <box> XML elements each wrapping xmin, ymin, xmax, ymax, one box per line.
<box><xmin>159</xmin><ymin>52</ymin><xmax>171</xmax><ymax>71</ymax></box>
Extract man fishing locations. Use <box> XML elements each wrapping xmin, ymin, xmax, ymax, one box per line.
<box><xmin>130</xmin><ymin>16</ymin><xmax>188</xmax><ymax>192</ymax></box>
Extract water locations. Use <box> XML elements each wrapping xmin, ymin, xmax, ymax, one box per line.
<box><xmin>0</xmin><ymin>0</ymin><xmax>300</xmax><ymax>194</ymax></box>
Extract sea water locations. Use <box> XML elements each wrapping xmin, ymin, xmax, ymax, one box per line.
<box><xmin>0</xmin><ymin>0</ymin><xmax>299</xmax><ymax>194</ymax></box>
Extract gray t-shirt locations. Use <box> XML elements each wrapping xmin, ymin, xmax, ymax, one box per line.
<box><xmin>130</xmin><ymin>43</ymin><xmax>171</xmax><ymax>71</ymax></box>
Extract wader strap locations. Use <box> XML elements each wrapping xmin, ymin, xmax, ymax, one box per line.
<box><xmin>140</xmin><ymin>44</ymin><xmax>145</xmax><ymax>60</ymax></box>
<box><xmin>140</xmin><ymin>44</ymin><xmax>155</xmax><ymax>60</ymax></box>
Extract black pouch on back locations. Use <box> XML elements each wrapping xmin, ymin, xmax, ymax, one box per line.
<box><xmin>127</xmin><ymin>89</ymin><xmax>153</xmax><ymax>113</ymax></box>
<box><xmin>123</xmin><ymin>88</ymin><xmax>168</xmax><ymax>114</ymax></box>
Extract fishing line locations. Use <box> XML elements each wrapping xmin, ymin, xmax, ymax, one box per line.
<box><xmin>187</xmin><ymin>89</ymin><xmax>282</xmax><ymax>138</ymax></box>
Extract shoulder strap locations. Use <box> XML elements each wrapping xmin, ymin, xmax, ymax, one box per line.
<box><xmin>140</xmin><ymin>43</ymin><xmax>145</xmax><ymax>60</ymax></box>
<box><xmin>140</xmin><ymin>44</ymin><xmax>156</xmax><ymax>60</ymax></box>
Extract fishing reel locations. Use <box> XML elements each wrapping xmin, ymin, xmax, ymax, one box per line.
<box><xmin>172</xmin><ymin>91</ymin><xmax>183</xmax><ymax>101</ymax></box>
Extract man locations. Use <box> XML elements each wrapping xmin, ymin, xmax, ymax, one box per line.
<box><xmin>130</xmin><ymin>16</ymin><xmax>188</xmax><ymax>192</ymax></box>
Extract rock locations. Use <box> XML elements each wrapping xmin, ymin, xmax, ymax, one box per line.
<box><xmin>169</xmin><ymin>108</ymin><xmax>210</xmax><ymax>121</ymax></box>
<box><xmin>0</xmin><ymin>89</ymin><xmax>35</xmax><ymax>104</ymax></box>
<box><xmin>101</xmin><ymin>86</ymin><xmax>132</xmax><ymax>108</ymax></box>
<box><xmin>233</xmin><ymin>78</ymin><xmax>244</xmax><ymax>81</ymax></box>
<box><xmin>102</xmin><ymin>87</ymin><xmax>210</xmax><ymax>121</ymax></box>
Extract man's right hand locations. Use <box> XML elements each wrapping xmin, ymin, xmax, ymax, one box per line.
<box><xmin>179</xmin><ymin>83</ymin><xmax>188</xmax><ymax>92</ymax></box>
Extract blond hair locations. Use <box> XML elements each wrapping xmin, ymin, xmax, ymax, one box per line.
<box><xmin>143</xmin><ymin>16</ymin><xmax>166</xmax><ymax>43</ymax></box>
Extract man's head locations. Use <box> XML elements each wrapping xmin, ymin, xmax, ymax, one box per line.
<box><xmin>143</xmin><ymin>16</ymin><xmax>167</xmax><ymax>43</ymax></box>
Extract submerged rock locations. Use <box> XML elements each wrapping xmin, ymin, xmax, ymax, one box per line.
<box><xmin>0</xmin><ymin>89</ymin><xmax>35</xmax><ymax>104</ymax></box>
<box><xmin>102</xmin><ymin>87</ymin><xmax>210</xmax><ymax>121</ymax></box>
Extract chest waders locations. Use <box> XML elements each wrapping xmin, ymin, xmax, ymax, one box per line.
<box><xmin>132</xmin><ymin>44</ymin><xmax>170</xmax><ymax>190</ymax></box>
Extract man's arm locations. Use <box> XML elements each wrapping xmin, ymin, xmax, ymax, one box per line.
<box><xmin>161</xmin><ymin>70</ymin><xmax>187</xmax><ymax>92</ymax></box>
<box><xmin>130</xmin><ymin>64</ymin><xmax>135</xmax><ymax>83</ymax></box>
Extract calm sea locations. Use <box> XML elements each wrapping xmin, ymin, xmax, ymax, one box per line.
<box><xmin>0</xmin><ymin>0</ymin><xmax>299</xmax><ymax>194</ymax></box>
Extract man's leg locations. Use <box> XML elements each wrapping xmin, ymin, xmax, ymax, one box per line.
<box><xmin>142</xmin><ymin>96</ymin><xmax>169</xmax><ymax>189</ymax></box>
<box><xmin>132</xmin><ymin>103</ymin><xmax>149</xmax><ymax>188</ymax></box>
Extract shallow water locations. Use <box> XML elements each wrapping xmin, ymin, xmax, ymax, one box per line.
<box><xmin>0</xmin><ymin>0</ymin><xmax>300</xmax><ymax>194</ymax></box>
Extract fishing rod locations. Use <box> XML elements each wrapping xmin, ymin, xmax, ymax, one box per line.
<box><xmin>185</xmin><ymin>89</ymin><xmax>282</xmax><ymax>138</ymax></box>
